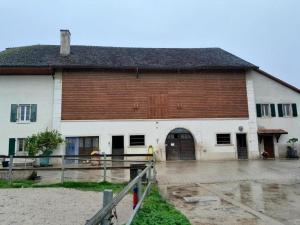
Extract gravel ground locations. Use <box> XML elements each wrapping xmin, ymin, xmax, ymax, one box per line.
<box><xmin>0</xmin><ymin>188</ymin><xmax>133</xmax><ymax>225</ymax></box>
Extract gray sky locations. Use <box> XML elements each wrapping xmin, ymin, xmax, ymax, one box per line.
<box><xmin>1</xmin><ymin>0</ymin><xmax>299</xmax><ymax>87</ymax></box>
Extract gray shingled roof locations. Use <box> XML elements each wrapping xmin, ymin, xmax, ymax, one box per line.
<box><xmin>0</xmin><ymin>45</ymin><xmax>257</xmax><ymax>70</ymax></box>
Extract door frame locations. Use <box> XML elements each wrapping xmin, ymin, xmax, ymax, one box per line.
<box><xmin>111</xmin><ymin>135</ymin><xmax>125</xmax><ymax>159</ymax></box>
<box><xmin>263</xmin><ymin>135</ymin><xmax>275</xmax><ymax>159</ymax></box>
<box><xmin>235</xmin><ymin>132</ymin><xmax>248</xmax><ymax>160</ymax></box>
<box><xmin>165</xmin><ymin>128</ymin><xmax>196</xmax><ymax>161</ymax></box>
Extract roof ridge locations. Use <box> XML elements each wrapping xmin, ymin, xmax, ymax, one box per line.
<box><xmin>4</xmin><ymin>45</ymin><xmax>222</xmax><ymax>50</ymax></box>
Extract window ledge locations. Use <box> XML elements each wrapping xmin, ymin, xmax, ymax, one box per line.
<box><xmin>215</xmin><ymin>144</ymin><xmax>234</xmax><ymax>147</ymax></box>
<box><xmin>16</xmin><ymin>121</ymin><xmax>31</xmax><ymax>124</ymax></box>
<box><xmin>128</xmin><ymin>146</ymin><xmax>147</xmax><ymax>148</ymax></box>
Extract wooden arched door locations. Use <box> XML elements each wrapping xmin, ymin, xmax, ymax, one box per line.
<box><xmin>166</xmin><ymin>128</ymin><xmax>195</xmax><ymax>160</ymax></box>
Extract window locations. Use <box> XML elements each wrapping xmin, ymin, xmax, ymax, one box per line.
<box><xmin>278</xmin><ymin>103</ymin><xmax>298</xmax><ymax>117</ymax></box>
<box><xmin>79</xmin><ymin>136</ymin><xmax>99</xmax><ymax>155</ymax></box>
<box><xmin>17</xmin><ymin>138</ymin><xmax>26</xmax><ymax>152</ymax></box>
<box><xmin>130</xmin><ymin>135</ymin><xmax>145</xmax><ymax>146</ymax></box>
<box><xmin>10</xmin><ymin>104</ymin><xmax>37</xmax><ymax>123</ymax></box>
<box><xmin>216</xmin><ymin>133</ymin><xmax>231</xmax><ymax>145</ymax></box>
<box><xmin>256</xmin><ymin>103</ymin><xmax>276</xmax><ymax>118</ymax></box>
<box><xmin>261</xmin><ymin>104</ymin><xmax>270</xmax><ymax>117</ymax></box>
<box><xmin>283</xmin><ymin>104</ymin><xmax>292</xmax><ymax>117</ymax></box>
<box><xmin>19</xmin><ymin>104</ymin><xmax>31</xmax><ymax>122</ymax></box>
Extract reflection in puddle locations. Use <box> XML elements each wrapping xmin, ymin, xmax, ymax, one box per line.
<box><xmin>234</xmin><ymin>182</ymin><xmax>292</xmax><ymax>224</ymax></box>
<box><xmin>164</xmin><ymin>184</ymin><xmax>264</xmax><ymax>225</ymax></box>
<box><xmin>162</xmin><ymin>181</ymin><xmax>300</xmax><ymax>225</ymax></box>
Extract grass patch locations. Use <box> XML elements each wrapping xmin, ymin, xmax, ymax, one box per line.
<box><xmin>0</xmin><ymin>180</ymin><xmax>126</xmax><ymax>192</ymax></box>
<box><xmin>0</xmin><ymin>179</ymin><xmax>35</xmax><ymax>188</ymax></box>
<box><xmin>132</xmin><ymin>185</ymin><xmax>191</xmax><ymax>225</ymax></box>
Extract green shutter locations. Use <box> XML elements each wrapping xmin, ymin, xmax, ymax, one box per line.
<box><xmin>30</xmin><ymin>104</ymin><xmax>37</xmax><ymax>122</ymax></box>
<box><xmin>10</xmin><ymin>104</ymin><xmax>18</xmax><ymax>122</ymax></box>
<box><xmin>256</xmin><ymin>104</ymin><xmax>262</xmax><ymax>117</ymax></box>
<box><xmin>8</xmin><ymin>138</ymin><xmax>16</xmax><ymax>156</ymax></box>
<box><xmin>292</xmin><ymin>103</ymin><xmax>298</xmax><ymax>117</ymax></box>
<box><xmin>270</xmin><ymin>104</ymin><xmax>276</xmax><ymax>117</ymax></box>
<box><xmin>278</xmin><ymin>104</ymin><xmax>283</xmax><ymax>117</ymax></box>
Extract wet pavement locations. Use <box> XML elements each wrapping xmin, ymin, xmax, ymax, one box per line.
<box><xmin>11</xmin><ymin>161</ymin><xmax>135</xmax><ymax>184</ymax></box>
<box><xmin>35</xmin><ymin>167</ymin><xmax>130</xmax><ymax>184</ymax></box>
<box><xmin>157</xmin><ymin>160</ymin><xmax>300</xmax><ymax>225</ymax></box>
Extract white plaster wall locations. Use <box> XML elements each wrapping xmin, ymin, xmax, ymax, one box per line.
<box><xmin>61</xmin><ymin>118</ymin><xmax>252</xmax><ymax>161</ymax></box>
<box><xmin>0</xmin><ymin>75</ymin><xmax>54</xmax><ymax>155</ymax></box>
<box><xmin>247</xmin><ymin>70</ymin><xmax>300</xmax><ymax>157</ymax></box>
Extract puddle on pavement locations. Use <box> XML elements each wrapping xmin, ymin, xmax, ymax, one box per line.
<box><xmin>211</xmin><ymin>181</ymin><xmax>300</xmax><ymax>225</ymax></box>
<box><xmin>161</xmin><ymin>181</ymin><xmax>300</xmax><ymax>225</ymax></box>
<box><xmin>163</xmin><ymin>184</ymin><xmax>264</xmax><ymax>225</ymax></box>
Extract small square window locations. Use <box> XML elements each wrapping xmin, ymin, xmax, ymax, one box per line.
<box><xmin>85</xmin><ymin>137</ymin><xmax>92</xmax><ymax>148</ymax></box>
<box><xmin>261</xmin><ymin>104</ymin><xmax>270</xmax><ymax>117</ymax></box>
<box><xmin>130</xmin><ymin>135</ymin><xmax>145</xmax><ymax>146</ymax></box>
<box><xmin>78</xmin><ymin>136</ymin><xmax>99</xmax><ymax>155</ymax></box>
<box><xmin>216</xmin><ymin>133</ymin><xmax>231</xmax><ymax>145</ymax></box>
<box><xmin>283</xmin><ymin>104</ymin><xmax>292</xmax><ymax>117</ymax></box>
<box><xmin>19</xmin><ymin>104</ymin><xmax>31</xmax><ymax>122</ymax></box>
<box><xmin>17</xmin><ymin>138</ymin><xmax>26</xmax><ymax>152</ymax></box>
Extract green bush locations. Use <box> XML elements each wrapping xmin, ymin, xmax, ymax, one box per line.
<box><xmin>25</xmin><ymin>129</ymin><xmax>64</xmax><ymax>156</ymax></box>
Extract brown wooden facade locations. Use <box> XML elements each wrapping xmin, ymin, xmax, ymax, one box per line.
<box><xmin>61</xmin><ymin>71</ymin><xmax>249</xmax><ymax>120</ymax></box>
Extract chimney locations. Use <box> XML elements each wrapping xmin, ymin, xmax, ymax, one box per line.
<box><xmin>60</xmin><ymin>29</ymin><xmax>71</xmax><ymax>56</ymax></box>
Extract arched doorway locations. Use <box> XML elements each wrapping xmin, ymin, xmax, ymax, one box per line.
<box><xmin>165</xmin><ymin>128</ymin><xmax>195</xmax><ymax>160</ymax></box>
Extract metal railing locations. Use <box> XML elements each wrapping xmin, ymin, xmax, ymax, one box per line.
<box><xmin>85</xmin><ymin>160</ymin><xmax>156</xmax><ymax>225</ymax></box>
<box><xmin>1</xmin><ymin>153</ymin><xmax>153</xmax><ymax>184</ymax></box>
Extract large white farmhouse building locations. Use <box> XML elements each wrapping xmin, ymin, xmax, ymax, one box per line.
<box><xmin>0</xmin><ymin>30</ymin><xmax>299</xmax><ymax>161</ymax></box>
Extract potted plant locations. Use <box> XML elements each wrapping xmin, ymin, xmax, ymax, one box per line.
<box><xmin>1</xmin><ymin>155</ymin><xmax>9</xmax><ymax>167</ymax></box>
<box><xmin>25</xmin><ymin>129</ymin><xmax>64</xmax><ymax>167</ymax></box>
<box><xmin>286</xmin><ymin>138</ymin><xmax>299</xmax><ymax>159</ymax></box>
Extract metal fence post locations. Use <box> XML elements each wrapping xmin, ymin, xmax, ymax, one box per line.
<box><xmin>137</xmin><ymin>169</ymin><xmax>142</xmax><ymax>201</ymax></box>
<box><xmin>8</xmin><ymin>155</ymin><xmax>13</xmax><ymax>184</ymax></box>
<box><xmin>101</xmin><ymin>189</ymin><xmax>113</xmax><ymax>225</ymax></box>
<box><xmin>152</xmin><ymin>160</ymin><xmax>157</xmax><ymax>183</ymax></box>
<box><xmin>61</xmin><ymin>155</ymin><xmax>65</xmax><ymax>184</ymax></box>
<box><xmin>147</xmin><ymin>164</ymin><xmax>152</xmax><ymax>183</ymax></box>
<box><xmin>103</xmin><ymin>152</ymin><xmax>107</xmax><ymax>182</ymax></box>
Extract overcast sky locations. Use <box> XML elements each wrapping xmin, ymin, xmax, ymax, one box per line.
<box><xmin>1</xmin><ymin>0</ymin><xmax>299</xmax><ymax>87</ymax></box>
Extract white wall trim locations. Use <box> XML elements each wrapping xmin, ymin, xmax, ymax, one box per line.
<box><xmin>52</xmin><ymin>71</ymin><xmax>62</xmax><ymax>131</ymax></box>
<box><xmin>246</xmin><ymin>74</ymin><xmax>260</xmax><ymax>158</ymax></box>
<box><xmin>61</xmin><ymin>117</ymin><xmax>249</xmax><ymax>122</ymax></box>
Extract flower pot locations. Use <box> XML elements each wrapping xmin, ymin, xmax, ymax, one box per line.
<box><xmin>2</xmin><ymin>161</ymin><xmax>9</xmax><ymax>167</ymax></box>
<box><xmin>39</xmin><ymin>157</ymin><xmax>50</xmax><ymax>167</ymax></box>
<box><xmin>287</xmin><ymin>148</ymin><xmax>299</xmax><ymax>159</ymax></box>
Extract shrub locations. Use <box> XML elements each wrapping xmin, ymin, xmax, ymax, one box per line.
<box><xmin>25</xmin><ymin>129</ymin><xmax>64</xmax><ymax>156</ymax></box>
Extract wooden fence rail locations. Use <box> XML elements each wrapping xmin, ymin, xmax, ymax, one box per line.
<box><xmin>1</xmin><ymin>153</ymin><xmax>154</xmax><ymax>184</ymax></box>
<box><xmin>1</xmin><ymin>154</ymin><xmax>153</xmax><ymax>159</ymax></box>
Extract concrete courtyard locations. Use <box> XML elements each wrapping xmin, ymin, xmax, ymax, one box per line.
<box><xmin>157</xmin><ymin>160</ymin><xmax>300</xmax><ymax>225</ymax></box>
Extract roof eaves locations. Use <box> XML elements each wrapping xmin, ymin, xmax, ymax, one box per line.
<box><xmin>54</xmin><ymin>65</ymin><xmax>257</xmax><ymax>71</ymax></box>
